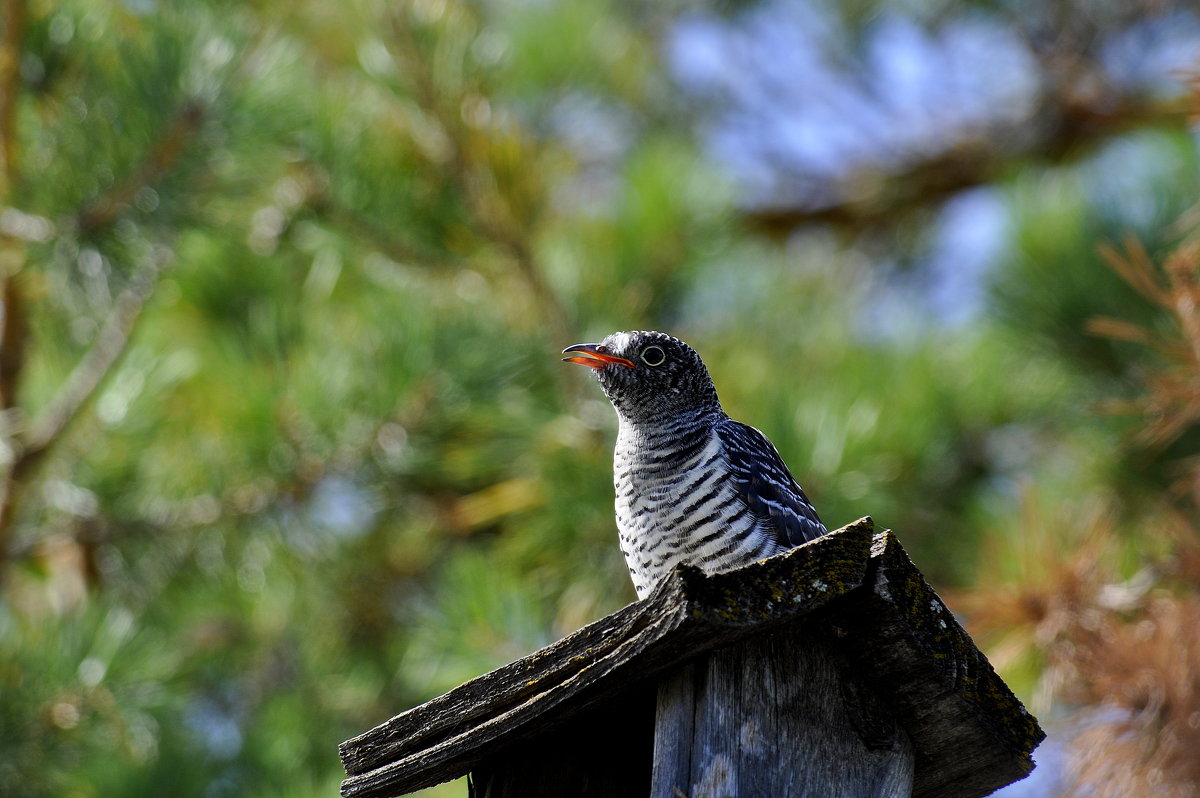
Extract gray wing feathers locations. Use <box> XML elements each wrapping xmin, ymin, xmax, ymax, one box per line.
<box><xmin>718</xmin><ymin>419</ymin><xmax>827</xmax><ymax>549</ymax></box>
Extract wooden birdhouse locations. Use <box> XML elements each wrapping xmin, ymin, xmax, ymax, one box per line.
<box><xmin>339</xmin><ymin>518</ymin><xmax>1044</xmax><ymax>798</ymax></box>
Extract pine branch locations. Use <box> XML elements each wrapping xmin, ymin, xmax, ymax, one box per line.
<box><xmin>745</xmin><ymin>84</ymin><xmax>1190</xmax><ymax>236</ymax></box>
<box><xmin>20</xmin><ymin>250</ymin><xmax>170</xmax><ymax>474</ymax></box>
<box><xmin>308</xmin><ymin>189</ymin><xmax>451</xmax><ymax>271</ymax></box>
<box><xmin>0</xmin><ymin>249</ymin><xmax>171</xmax><ymax>557</ymax></box>
<box><xmin>77</xmin><ymin>99</ymin><xmax>206</xmax><ymax>236</ymax></box>
<box><xmin>386</xmin><ymin>10</ymin><xmax>573</xmax><ymax>344</ymax></box>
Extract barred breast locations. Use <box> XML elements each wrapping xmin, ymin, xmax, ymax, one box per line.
<box><xmin>614</xmin><ymin>422</ymin><xmax>785</xmax><ymax>599</ymax></box>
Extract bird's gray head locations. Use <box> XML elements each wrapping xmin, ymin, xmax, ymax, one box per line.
<box><xmin>562</xmin><ymin>330</ymin><xmax>722</xmax><ymax>423</ymax></box>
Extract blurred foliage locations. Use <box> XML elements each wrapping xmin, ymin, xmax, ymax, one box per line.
<box><xmin>958</xmin><ymin>220</ymin><xmax>1200</xmax><ymax>796</ymax></box>
<box><xmin>0</xmin><ymin>0</ymin><xmax>1198</xmax><ymax>796</ymax></box>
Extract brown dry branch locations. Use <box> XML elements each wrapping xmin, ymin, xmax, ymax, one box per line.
<box><xmin>1096</xmin><ymin>236</ymin><xmax>1172</xmax><ymax>306</ymax></box>
<box><xmin>1057</xmin><ymin>224</ymin><xmax>1200</xmax><ymax>796</ymax></box>
<box><xmin>964</xmin><ymin>215</ymin><xmax>1200</xmax><ymax>797</ymax></box>
<box><xmin>1064</xmin><ymin>595</ymin><xmax>1200</xmax><ymax>798</ymax></box>
<box><xmin>1088</xmin><ymin>238</ymin><xmax>1200</xmax><ymax>450</ymax></box>
<box><xmin>959</xmin><ymin>492</ymin><xmax>1200</xmax><ymax>796</ymax></box>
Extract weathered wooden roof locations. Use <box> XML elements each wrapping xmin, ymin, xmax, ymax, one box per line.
<box><xmin>339</xmin><ymin>518</ymin><xmax>1044</xmax><ymax>798</ymax></box>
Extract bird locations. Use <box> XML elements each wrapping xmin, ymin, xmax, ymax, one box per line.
<box><xmin>563</xmin><ymin>330</ymin><xmax>826</xmax><ymax>599</ymax></box>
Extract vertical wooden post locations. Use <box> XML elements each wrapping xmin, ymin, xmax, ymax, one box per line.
<box><xmin>652</xmin><ymin>626</ymin><xmax>914</xmax><ymax>798</ymax></box>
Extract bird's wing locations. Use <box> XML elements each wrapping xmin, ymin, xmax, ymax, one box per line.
<box><xmin>718</xmin><ymin>419</ymin><xmax>827</xmax><ymax>549</ymax></box>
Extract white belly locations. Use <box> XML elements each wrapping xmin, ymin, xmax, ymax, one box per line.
<box><xmin>613</xmin><ymin>428</ymin><xmax>780</xmax><ymax>598</ymax></box>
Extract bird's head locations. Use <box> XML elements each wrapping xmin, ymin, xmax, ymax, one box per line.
<box><xmin>562</xmin><ymin>330</ymin><xmax>721</xmax><ymax>423</ymax></box>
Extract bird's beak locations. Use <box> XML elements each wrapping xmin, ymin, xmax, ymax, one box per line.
<box><xmin>561</xmin><ymin>343</ymin><xmax>636</xmax><ymax>370</ymax></box>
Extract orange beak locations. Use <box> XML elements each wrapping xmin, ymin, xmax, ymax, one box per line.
<box><xmin>561</xmin><ymin>343</ymin><xmax>636</xmax><ymax>370</ymax></box>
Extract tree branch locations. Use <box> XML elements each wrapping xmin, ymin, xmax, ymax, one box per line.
<box><xmin>77</xmin><ymin>99</ymin><xmax>206</xmax><ymax>236</ymax></box>
<box><xmin>0</xmin><ymin>90</ymin><xmax>205</xmax><ymax>565</ymax></box>
<box><xmin>0</xmin><ymin>0</ymin><xmax>23</xmax><ymax>197</ymax></box>
<box><xmin>746</xmin><ymin>94</ymin><xmax>1191</xmax><ymax>237</ymax></box>
<box><xmin>0</xmin><ymin>249</ymin><xmax>170</xmax><ymax>557</ymax></box>
<box><xmin>387</xmin><ymin>11</ymin><xmax>573</xmax><ymax>344</ymax></box>
<box><xmin>20</xmin><ymin>250</ymin><xmax>170</xmax><ymax>472</ymax></box>
<box><xmin>0</xmin><ymin>270</ymin><xmax>24</xmax><ymax>410</ymax></box>
<box><xmin>308</xmin><ymin>189</ymin><xmax>451</xmax><ymax>271</ymax></box>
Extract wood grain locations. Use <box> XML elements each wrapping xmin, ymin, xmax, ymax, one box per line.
<box><xmin>652</xmin><ymin>628</ymin><xmax>913</xmax><ymax>798</ymax></box>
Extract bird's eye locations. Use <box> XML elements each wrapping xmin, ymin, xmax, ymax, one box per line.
<box><xmin>641</xmin><ymin>346</ymin><xmax>666</xmax><ymax>367</ymax></box>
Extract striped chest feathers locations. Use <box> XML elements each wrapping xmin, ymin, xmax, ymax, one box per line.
<box><xmin>613</xmin><ymin>424</ymin><xmax>774</xmax><ymax>598</ymax></box>
<box><xmin>614</xmin><ymin>425</ymin><xmax>724</xmax><ymax>516</ymax></box>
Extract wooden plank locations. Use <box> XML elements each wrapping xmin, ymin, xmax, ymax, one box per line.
<box><xmin>339</xmin><ymin>598</ymin><xmax>655</xmax><ymax>777</ymax></box>
<box><xmin>339</xmin><ymin>518</ymin><xmax>876</xmax><ymax>798</ymax></box>
<box><xmin>826</xmin><ymin>530</ymin><xmax>1044</xmax><ymax>798</ymax></box>
<box><xmin>650</xmin><ymin>660</ymin><xmax>697</xmax><ymax>795</ymax></box>
<box><xmin>651</xmin><ymin>627</ymin><xmax>914</xmax><ymax>798</ymax></box>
